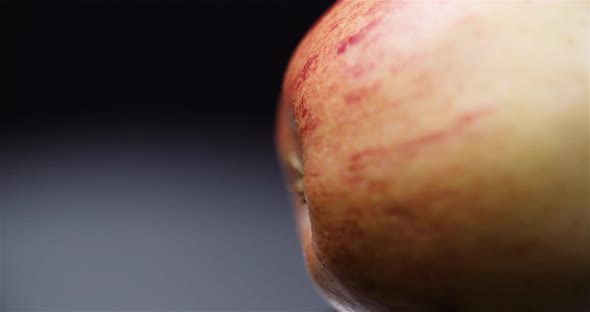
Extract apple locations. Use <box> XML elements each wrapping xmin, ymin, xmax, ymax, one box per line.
<box><xmin>275</xmin><ymin>1</ymin><xmax>589</xmax><ymax>311</ymax></box>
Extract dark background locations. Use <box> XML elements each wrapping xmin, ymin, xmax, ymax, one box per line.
<box><xmin>3</xmin><ymin>1</ymin><xmax>334</xmax><ymax>310</ymax></box>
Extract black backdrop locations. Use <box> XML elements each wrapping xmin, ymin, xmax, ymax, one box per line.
<box><xmin>4</xmin><ymin>1</ymin><xmax>334</xmax><ymax>310</ymax></box>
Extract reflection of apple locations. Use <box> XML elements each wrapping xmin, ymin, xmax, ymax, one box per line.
<box><xmin>275</xmin><ymin>1</ymin><xmax>589</xmax><ymax>311</ymax></box>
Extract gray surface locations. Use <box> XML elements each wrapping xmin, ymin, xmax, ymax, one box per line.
<box><xmin>0</xmin><ymin>134</ymin><xmax>326</xmax><ymax>311</ymax></box>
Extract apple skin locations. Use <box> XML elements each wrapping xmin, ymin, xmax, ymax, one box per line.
<box><xmin>275</xmin><ymin>1</ymin><xmax>589</xmax><ymax>312</ymax></box>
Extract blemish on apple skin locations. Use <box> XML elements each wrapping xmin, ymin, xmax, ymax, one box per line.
<box><xmin>299</xmin><ymin>115</ymin><xmax>319</xmax><ymax>136</ymax></box>
<box><xmin>299</xmin><ymin>98</ymin><xmax>309</xmax><ymax>118</ymax></box>
<box><xmin>293</xmin><ymin>55</ymin><xmax>321</xmax><ymax>137</ymax></box>
<box><xmin>295</xmin><ymin>95</ymin><xmax>318</xmax><ymax>135</ymax></box>
<box><xmin>336</xmin><ymin>18</ymin><xmax>382</xmax><ymax>55</ymax></box>
<box><xmin>295</xmin><ymin>54</ymin><xmax>320</xmax><ymax>92</ymax></box>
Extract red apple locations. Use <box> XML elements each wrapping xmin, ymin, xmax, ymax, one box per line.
<box><xmin>276</xmin><ymin>1</ymin><xmax>589</xmax><ymax>311</ymax></box>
